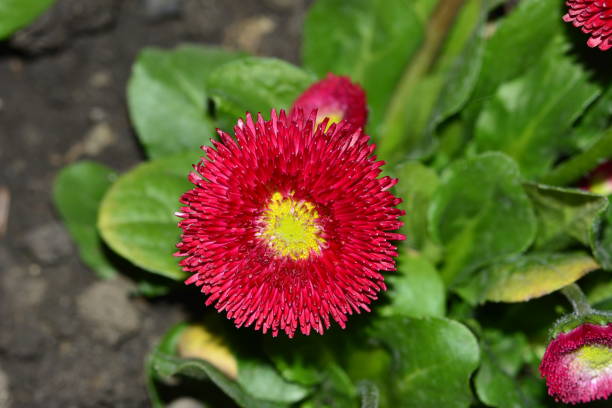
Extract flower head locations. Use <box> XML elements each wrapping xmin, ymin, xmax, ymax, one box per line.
<box><xmin>580</xmin><ymin>161</ymin><xmax>612</xmax><ymax>195</ymax></box>
<box><xmin>291</xmin><ymin>73</ymin><xmax>368</xmax><ymax>132</ymax></box>
<box><xmin>176</xmin><ymin>110</ymin><xmax>404</xmax><ymax>337</ymax></box>
<box><xmin>540</xmin><ymin>323</ymin><xmax>612</xmax><ymax>404</ymax></box>
<box><xmin>563</xmin><ymin>1</ymin><xmax>612</xmax><ymax>51</ymax></box>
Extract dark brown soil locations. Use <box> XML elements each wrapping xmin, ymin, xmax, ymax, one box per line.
<box><xmin>0</xmin><ymin>1</ymin><xmax>309</xmax><ymax>406</ymax></box>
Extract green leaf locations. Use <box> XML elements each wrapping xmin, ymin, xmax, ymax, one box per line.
<box><xmin>302</xmin><ymin>363</ymin><xmax>358</xmax><ymax>408</ymax></box>
<box><xmin>430</xmin><ymin>118</ymin><xmax>467</xmax><ymax>170</ymax></box>
<box><xmin>264</xmin><ymin>337</ymin><xmax>327</xmax><ymax>387</ymax></box>
<box><xmin>377</xmin><ymin>75</ymin><xmax>445</xmax><ymax>162</ymax></box>
<box><xmin>587</xmin><ymin>273</ymin><xmax>612</xmax><ymax>308</ymax></box>
<box><xmin>53</xmin><ymin>161</ymin><xmax>118</xmax><ymax>278</ymax></box>
<box><xmin>476</xmin><ymin>356</ymin><xmax>526</xmax><ymax>408</ymax></box>
<box><xmin>264</xmin><ymin>337</ymin><xmax>359</xmax><ymax>407</ymax></box>
<box><xmin>151</xmin><ymin>353</ymin><xmax>290</xmax><ymax>408</ymax></box>
<box><xmin>302</xmin><ymin>0</ymin><xmax>424</xmax><ymax>131</ymax></box>
<box><xmin>238</xmin><ymin>359</ymin><xmax>309</xmax><ymax>404</ymax></box>
<box><xmin>380</xmin><ymin>250</ymin><xmax>445</xmax><ymax>318</ymax></box>
<box><xmin>358</xmin><ymin>381</ymin><xmax>380</xmax><ymax>408</ymax></box>
<box><xmin>541</xmin><ymin>127</ymin><xmax>612</xmax><ymax>187</ymax></box>
<box><xmin>595</xmin><ymin>204</ymin><xmax>612</xmax><ymax>271</ymax></box>
<box><xmin>480</xmin><ymin>330</ymin><xmax>532</xmax><ymax>377</ymax></box>
<box><xmin>413</xmin><ymin>0</ymin><xmax>437</xmax><ymax>21</ymax></box>
<box><xmin>570</xmin><ymin>86</ymin><xmax>612</xmax><ymax>152</ymax></box>
<box><xmin>474</xmin><ymin>48</ymin><xmax>600</xmax><ymax>178</ymax></box>
<box><xmin>127</xmin><ymin>45</ymin><xmax>245</xmax><ymax>158</ymax></box>
<box><xmin>206</xmin><ymin>57</ymin><xmax>315</xmax><ymax>120</ymax></box>
<box><xmin>98</xmin><ymin>153</ymin><xmax>199</xmax><ymax>280</ymax></box>
<box><xmin>393</xmin><ymin>161</ymin><xmax>439</xmax><ymax>255</ymax></box>
<box><xmin>345</xmin><ymin>347</ymin><xmax>391</xmax><ymax>408</ymax></box>
<box><xmin>369</xmin><ymin>316</ymin><xmax>480</xmax><ymax>408</ymax></box>
<box><xmin>148</xmin><ymin>323</ymin><xmax>309</xmax><ymax>408</ymax></box>
<box><xmin>428</xmin><ymin>152</ymin><xmax>536</xmax><ymax>285</ymax></box>
<box><xmin>134</xmin><ymin>279</ymin><xmax>174</xmax><ymax>297</ymax></box>
<box><xmin>428</xmin><ymin>0</ymin><xmax>486</xmax><ymax>127</ymax></box>
<box><xmin>146</xmin><ymin>323</ymin><xmax>187</xmax><ymax>408</ymax></box>
<box><xmin>465</xmin><ymin>0</ymin><xmax>563</xmax><ymax>120</ymax></box>
<box><xmin>524</xmin><ymin>183</ymin><xmax>608</xmax><ymax>252</ymax></box>
<box><xmin>377</xmin><ymin>0</ymin><xmax>485</xmax><ymax>162</ymax></box>
<box><xmin>482</xmin><ymin>252</ymin><xmax>599</xmax><ymax>303</ymax></box>
<box><xmin>475</xmin><ymin>330</ymin><xmax>539</xmax><ymax>408</ymax></box>
<box><xmin>0</xmin><ymin>0</ymin><xmax>55</xmax><ymax>39</ymax></box>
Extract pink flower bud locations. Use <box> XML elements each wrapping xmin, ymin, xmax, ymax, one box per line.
<box><xmin>291</xmin><ymin>73</ymin><xmax>367</xmax><ymax>132</ymax></box>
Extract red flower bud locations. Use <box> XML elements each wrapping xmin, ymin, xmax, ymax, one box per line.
<box><xmin>291</xmin><ymin>73</ymin><xmax>367</xmax><ymax>132</ymax></box>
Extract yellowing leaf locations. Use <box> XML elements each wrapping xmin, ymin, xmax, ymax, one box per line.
<box><xmin>177</xmin><ymin>325</ymin><xmax>238</xmax><ymax>380</ymax></box>
<box><xmin>486</xmin><ymin>252</ymin><xmax>600</xmax><ymax>303</ymax></box>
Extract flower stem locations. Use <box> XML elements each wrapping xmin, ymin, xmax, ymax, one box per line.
<box><xmin>561</xmin><ymin>283</ymin><xmax>592</xmax><ymax>316</ymax></box>
<box><xmin>541</xmin><ymin>127</ymin><xmax>612</xmax><ymax>186</ymax></box>
<box><xmin>378</xmin><ymin>0</ymin><xmax>465</xmax><ymax>158</ymax></box>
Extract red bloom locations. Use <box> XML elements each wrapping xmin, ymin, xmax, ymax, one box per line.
<box><xmin>291</xmin><ymin>73</ymin><xmax>368</xmax><ymax>132</ymax></box>
<box><xmin>176</xmin><ymin>110</ymin><xmax>404</xmax><ymax>337</ymax></box>
<box><xmin>540</xmin><ymin>323</ymin><xmax>612</xmax><ymax>404</ymax></box>
<box><xmin>563</xmin><ymin>1</ymin><xmax>612</xmax><ymax>51</ymax></box>
<box><xmin>579</xmin><ymin>161</ymin><xmax>612</xmax><ymax>195</ymax></box>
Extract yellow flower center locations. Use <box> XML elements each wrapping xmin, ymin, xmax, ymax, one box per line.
<box><xmin>575</xmin><ymin>344</ymin><xmax>612</xmax><ymax>370</ymax></box>
<box><xmin>260</xmin><ymin>192</ymin><xmax>325</xmax><ymax>260</ymax></box>
<box><xmin>316</xmin><ymin>112</ymin><xmax>343</xmax><ymax>131</ymax></box>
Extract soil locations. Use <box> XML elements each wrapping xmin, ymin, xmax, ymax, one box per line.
<box><xmin>0</xmin><ymin>1</ymin><xmax>310</xmax><ymax>406</ymax></box>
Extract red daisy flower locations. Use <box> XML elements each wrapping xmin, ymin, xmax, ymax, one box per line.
<box><xmin>175</xmin><ymin>110</ymin><xmax>404</xmax><ymax>337</ymax></box>
<box><xmin>579</xmin><ymin>161</ymin><xmax>612</xmax><ymax>195</ymax></box>
<box><xmin>540</xmin><ymin>323</ymin><xmax>612</xmax><ymax>404</ymax></box>
<box><xmin>563</xmin><ymin>0</ymin><xmax>612</xmax><ymax>51</ymax></box>
<box><xmin>291</xmin><ymin>73</ymin><xmax>368</xmax><ymax>132</ymax></box>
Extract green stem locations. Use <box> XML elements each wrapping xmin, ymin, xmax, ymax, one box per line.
<box><xmin>561</xmin><ymin>283</ymin><xmax>592</xmax><ymax>316</ymax></box>
<box><xmin>378</xmin><ymin>0</ymin><xmax>465</xmax><ymax>159</ymax></box>
<box><xmin>541</xmin><ymin>127</ymin><xmax>612</xmax><ymax>186</ymax></box>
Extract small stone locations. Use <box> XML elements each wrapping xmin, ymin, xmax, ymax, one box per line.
<box><xmin>0</xmin><ymin>365</ymin><xmax>10</xmax><ymax>408</ymax></box>
<box><xmin>166</xmin><ymin>397</ymin><xmax>204</xmax><ymax>408</ymax></box>
<box><xmin>9</xmin><ymin>0</ymin><xmax>121</xmax><ymax>54</ymax></box>
<box><xmin>88</xmin><ymin>107</ymin><xmax>107</xmax><ymax>122</ymax></box>
<box><xmin>89</xmin><ymin>71</ymin><xmax>112</xmax><ymax>88</ymax></box>
<box><xmin>28</xmin><ymin>264</ymin><xmax>41</xmax><ymax>277</ymax></box>
<box><xmin>182</xmin><ymin>0</ymin><xmax>224</xmax><ymax>37</ymax></box>
<box><xmin>8</xmin><ymin>58</ymin><xmax>23</xmax><ymax>74</ymax></box>
<box><xmin>144</xmin><ymin>0</ymin><xmax>182</xmax><ymax>21</ymax></box>
<box><xmin>223</xmin><ymin>16</ymin><xmax>276</xmax><ymax>54</ymax></box>
<box><xmin>2</xmin><ymin>322</ymin><xmax>50</xmax><ymax>359</ymax></box>
<box><xmin>64</xmin><ymin>122</ymin><xmax>116</xmax><ymax>162</ymax></box>
<box><xmin>1</xmin><ymin>250</ymin><xmax>46</xmax><ymax>312</ymax></box>
<box><xmin>0</xmin><ymin>187</ymin><xmax>9</xmax><ymax>238</ymax></box>
<box><xmin>264</xmin><ymin>0</ymin><xmax>298</xmax><ymax>9</ymax></box>
<box><xmin>82</xmin><ymin>122</ymin><xmax>116</xmax><ymax>156</ymax></box>
<box><xmin>76</xmin><ymin>279</ymin><xmax>141</xmax><ymax>345</ymax></box>
<box><xmin>22</xmin><ymin>222</ymin><xmax>73</xmax><ymax>264</ymax></box>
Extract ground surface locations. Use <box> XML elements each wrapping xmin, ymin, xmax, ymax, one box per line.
<box><xmin>0</xmin><ymin>1</ymin><xmax>309</xmax><ymax>406</ymax></box>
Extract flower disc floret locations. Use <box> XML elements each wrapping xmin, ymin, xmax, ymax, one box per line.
<box><xmin>176</xmin><ymin>110</ymin><xmax>404</xmax><ymax>337</ymax></box>
<box><xmin>258</xmin><ymin>192</ymin><xmax>325</xmax><ymax>260</ymax></box>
